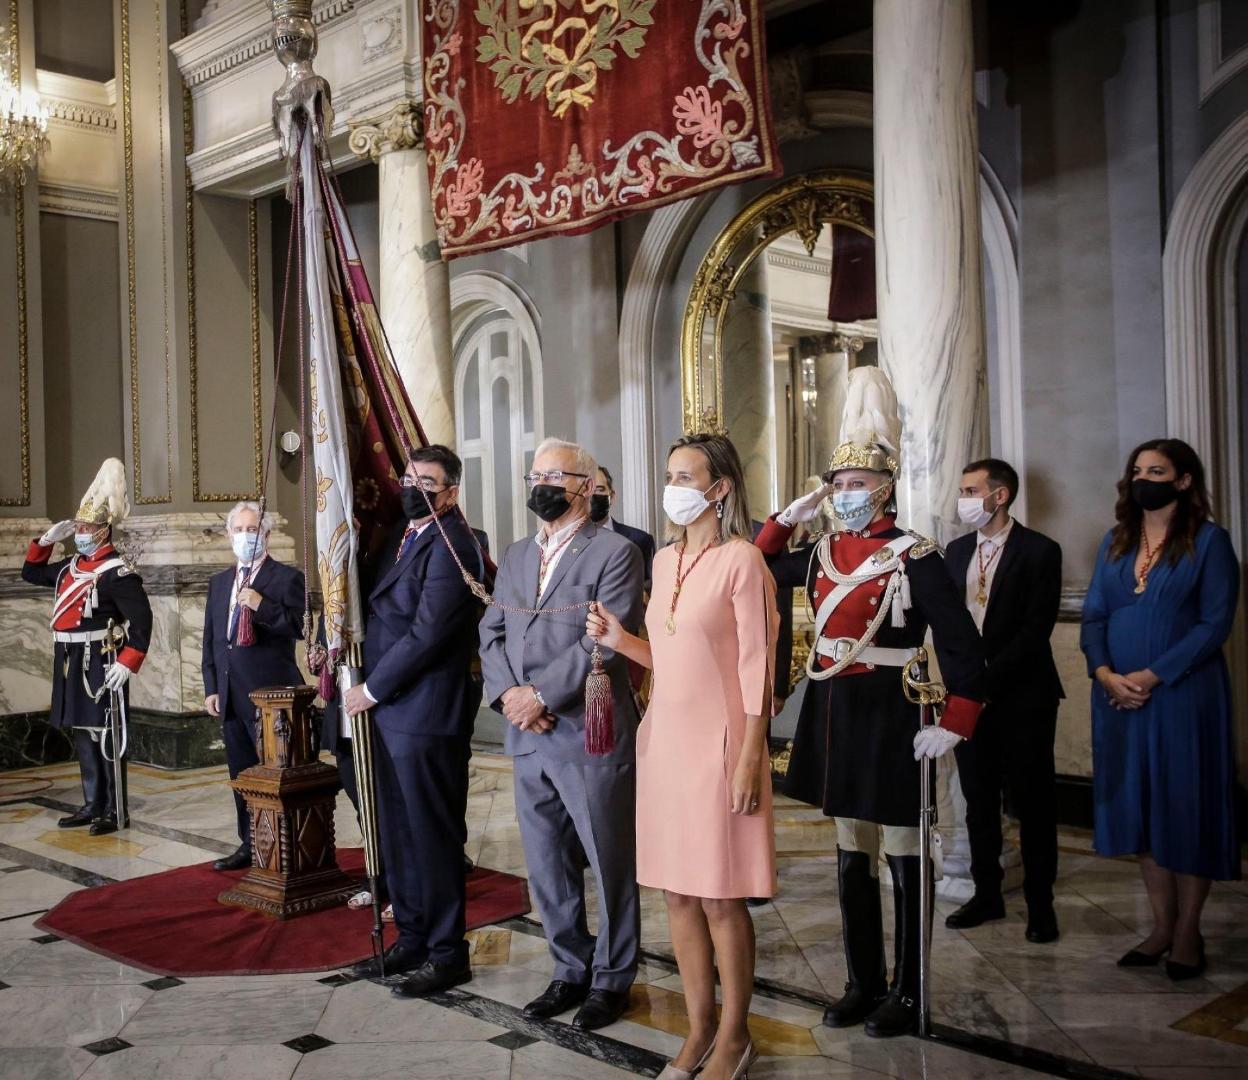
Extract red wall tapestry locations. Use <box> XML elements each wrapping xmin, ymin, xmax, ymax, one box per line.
<box><xmin>423</xmin><ymin>0</ymin><xmax>780</xmax><ymax>259</ymax></box>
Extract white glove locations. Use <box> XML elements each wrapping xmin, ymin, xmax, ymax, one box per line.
<box><xmin>778</xmin><ymin>484</ymin><xmax>834</xmax><ymax>527</ymax></box>
<box><xmin>103</xmin><ymin>663</ymin><xmax>132</xmax><ymax>692</ymax></box>
<box><xmin>39</xmin><ymin>519</ymin><xmax>75</xmax><ymax>545</ymax></box>
<box><xmin>913</xmin><ymin>725</ymin><xmax>962</xmax><ymax>760</ymax></box>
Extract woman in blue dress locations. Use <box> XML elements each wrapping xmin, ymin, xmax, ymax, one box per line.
<box><xmin>1081</xmin><ymin>438</ymin><xmax>1240</xmax><ymax>981</ymax></box>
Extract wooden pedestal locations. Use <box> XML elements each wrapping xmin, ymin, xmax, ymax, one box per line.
<box><xmin>218</xmin><ymin>685</ymin><xmax>355</xmax><ymax>919</ymax></box>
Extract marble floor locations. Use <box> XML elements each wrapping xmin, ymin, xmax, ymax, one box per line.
<box><xmin>0</xmin><ymin>754</ymin><xmax>1246</xmax><ymax>1079</ymax></box>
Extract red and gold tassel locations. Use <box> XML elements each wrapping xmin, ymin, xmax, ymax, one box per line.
<box><xmin>584</xmin><ymin>644</ymin><xmax>615</xmax><ymax>756</ymax></box>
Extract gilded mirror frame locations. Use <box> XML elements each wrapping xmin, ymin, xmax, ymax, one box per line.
<box><xmin>679</xmin><ymin>171</ymin><xmax>874</xmax><ymax>434</ymax></box>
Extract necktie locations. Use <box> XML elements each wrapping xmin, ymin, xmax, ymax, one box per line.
<box><xmin>396</xmin><ymin>524</ymin><xmax>419</xmax><ymax>563</ymax></box>
<box><xmin>228</xmin><ymin>565</ymin><xmax>251</xmax><ymax>641</ymax></box>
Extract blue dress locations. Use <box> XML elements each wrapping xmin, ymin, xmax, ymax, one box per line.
<box><xmin>1080</xmin><ymin>521</ymin><xmax>1240</xmax><ymax>880</ymax></box>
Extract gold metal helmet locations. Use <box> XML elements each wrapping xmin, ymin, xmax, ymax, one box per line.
<box><xmin>826</xmin><ymin>366</ymin><xmax>901</xmax><ymax>478</ymax></box>
<box><xmin>75</xmin><ymin>458</ymin><xmax>130</xmax><ymax>526</ymax></box>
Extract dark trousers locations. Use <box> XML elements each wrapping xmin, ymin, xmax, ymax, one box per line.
<box><xmin>334</xmin><ymin>737</ymin><xmax>359</xmax><ymax>814</ymax></box>
<box><xmin>954</xmin><ymin>699</ymin><xmax>1059</xmax><ymax>908</ymax></box>
<box><xmin>222</xmin><ymin>707</ymin><xmax>261</xmax><ymax>847</ymax></box>
<box><xmin>74</xmin><ymin>728</ymin><xmax>128</xmax><ymax>821</ymax></box>
<box><xmin>374</xmin><ymin>727</ymin><xmax>471</xmax><ymax>964</ymax></box>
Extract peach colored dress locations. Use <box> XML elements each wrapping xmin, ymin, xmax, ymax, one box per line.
<box><xmin>636</xmin><ymin>539</ymin><xmax>779</xmax><ymax>899</ymax></box>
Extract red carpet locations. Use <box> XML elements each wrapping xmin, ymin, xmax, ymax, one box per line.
<box><xmin>35</xmin><ymin>848</ymin><xmax>529</xmax><ymax>977</ymax></box>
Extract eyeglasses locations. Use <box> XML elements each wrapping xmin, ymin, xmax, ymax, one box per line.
<box><xmin>524</xmin><ymin>470</ymin><xmax>589</xmax><ymax>487</ymax></box>
<box><xmin>400</xmin><ymin>476</ymin><xmax>448</xmax><ymax>492</ymax></box>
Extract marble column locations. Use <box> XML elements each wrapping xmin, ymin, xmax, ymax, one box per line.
<box><xmin>811</xmin><ymin>335</ymin><xmax>855</xmax><ymax>481</ymax></box>
<box><xmin>873</xmin><ymin>0</ymin><xmax>994</xmax><ymax>899</ymax></box>
<box><xmin>873</xmin><ymin>0</ymin><xmax>987</xmax><ymax>544</ymax></box>
<box><xmin>348</xmin><ymin>102</ymin><xmax>455</xmax><ymax>447</ymax></box>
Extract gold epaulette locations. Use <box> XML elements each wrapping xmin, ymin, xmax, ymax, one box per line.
<box><xmin>905</xmin><ymin>530</ymin><xmax>942</xmax><ymax>559</ymax></box>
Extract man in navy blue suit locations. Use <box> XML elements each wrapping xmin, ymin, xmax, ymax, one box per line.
<box><xmin>343</xmin><ymin>444</ymin><xmax>485</xmax><ymax>996</ymax></box>
<box><xmin>591</xmin><ymin>466</ymin><xmax>656</xmax><ymax>592</ymax></box>
<box><xmin>202</xmin><ymin>503</ymin><xmax>306</xmax><ymax>871</ymax></box>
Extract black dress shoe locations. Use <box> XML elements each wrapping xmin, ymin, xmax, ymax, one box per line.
<box><xmin>944</xmin><ymin>894</ymin><xmax>1006</xmax><ymax>930</ymax></box>
<box><xmin>57</xmin><ymin>808</ymin><xmax>95</xmax><ymax>829</ymax></box>
<box><xmin>351</xmin><ymin>941</ymin><xmax>428</xmax><ymax>980</ymax></box>
<box><xmin>212</xmin><ymin>846</ymin><xmax>251</xmax><ymax>872</ymax></box>
<box><xmin>823</xmin><ymin>982</ymin><xmax>888</xmax><ymax>1029</ymax></box>
<box><xmin>524</xmin><ymin>979</ymin><xmax>591</xmax><ymax>1019</ymax></box>
<box><xmin>1025</xmin><ymin>906</ymin><xmax>1060</xmax><ymax>944</ymax></box>
<box><xmin>391</xmin><ymin>959</ymin><xmax>472</xmax><ymax>998</ymax></box>
<box><xmin>572</xmin><ymin>988</ymin><xmax>630</xmax><ymax>1031</ymax></box>
<box><xmin>89</xmin><ymin>816</ymin><xmax>122</xmax><ymax>836</ymax></box>
<box><xmin>863</xmin><ymin>990</ymin><xmax>918</xmax><ymax>1039</ymax></box>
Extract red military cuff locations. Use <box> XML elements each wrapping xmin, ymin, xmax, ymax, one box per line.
<box><xmin>754</xmin><ymin>514</ymin><xmax>794</xmax><ymax>556</ymax></box>
<box><xmin>941</xmin><ymin>694</ymin><xmax>981</xmax><ymax>739</ymax></box>
<box><xmin>117</xmin><ymin>646</ymin><xmax>145</xmax><ymax>673</ymax></box>
<box><xmin>26</xmin><ymin>539</ymin><xmax>52</xmax><ymax>563</ymax></box>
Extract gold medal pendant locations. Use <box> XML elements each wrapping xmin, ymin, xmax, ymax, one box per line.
<box><xmin>975</xmin><ymin>589</ymin><xmax>987</xmax><ymax>606</ymax></box>
<box><xmin>1134</xmin><ymin>581</ymin><xmax>1146</xmax><ymax>595</ymax></box>
<box><xmin>665</xmin><ymin>615</ymin><xmax>677</xmax><ymax>635</ymax></box>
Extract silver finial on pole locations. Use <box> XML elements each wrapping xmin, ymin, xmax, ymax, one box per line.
<box><xmin>269</xmin><ymin>0</ymin><xmax>333</xmax><ymax>169</ymax></box>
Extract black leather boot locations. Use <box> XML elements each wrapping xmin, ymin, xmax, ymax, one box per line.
<box><xmin>865</xmin><ymin>854</ymin><xmax>925</xmax><ymax>1039</ymax></box>
<box><xmin>823</xmin><ymin>848</ymin><xmax>888</xmax><ymax>1028</ymax></box>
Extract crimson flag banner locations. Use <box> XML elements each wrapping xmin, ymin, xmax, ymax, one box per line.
<box><xmin>423</xmin><ymin>0</ymin><xmax>780</xmax><ymax>258</ymax></box>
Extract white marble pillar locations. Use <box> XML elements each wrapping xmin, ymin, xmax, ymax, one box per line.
<box><xmin>873</xmin><ymin>0</ymin><xmax>988</xmax><ymax>544</ymax></box>
<box><xmin>874</xmin><ymin>0</ymin><xmax>995</xmax><ymax>898</ymax></box>
<box><xmin>348</xmin><ymin>102</ymin><xmax>455</xmax><ymax>446</ymax></box>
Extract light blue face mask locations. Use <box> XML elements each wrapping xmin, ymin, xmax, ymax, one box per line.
<box><xmin>831</xmin><ymin>487</ymin><xmax>884</xmax><ymax>529</ymax></box>
<box><xmin>74</xmin><ymin>532</ymin><xmax>102</xmax><ymax>557</ymax></box>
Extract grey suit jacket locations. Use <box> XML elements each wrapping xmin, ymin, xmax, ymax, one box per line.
<box><xmin>479</xmin><ymin>521</ymin><xmax>644</xmax><ymax>766</ymax></box>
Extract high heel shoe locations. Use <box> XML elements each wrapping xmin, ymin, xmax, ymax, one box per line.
<box><xmin>657</xmin><ymin>1038</ymin><xmax>716</xmax><ymax>1079</ymax></box>
<box><xmin>1166</xmin><ymin>935</ymin><xmax>1207</xmax><ymax>981</ymax></box>
<box><xmin>729</xmin><ymin>1041</ymin><xmax>758</xmax><ymax>1080</ymax></box>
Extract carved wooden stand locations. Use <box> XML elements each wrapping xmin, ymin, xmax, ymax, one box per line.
<box><xmin>218</xmin><ymin>685</ymin><xmax>355</xmax><ymax>919</ymax></box>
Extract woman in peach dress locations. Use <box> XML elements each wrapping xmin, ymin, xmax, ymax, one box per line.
<box><xmin>588</xmin><ymin>434</ymin><xmax>778</xmax><ymax>1080</ymax></box>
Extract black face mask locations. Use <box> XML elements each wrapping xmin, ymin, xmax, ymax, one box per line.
<box><xmin>1131</xmin><ymin>479</ymin><xmax>1179</xmax><ymax>511</ymax></box>
<box><xmin>528</xmin><ymin>484</ymin><xmax>574</xmax><ymax>523</ymax></box>
<box><xmin>589</xmin><ymin>493</ymin><xmax>611</xmax><ymax>523</ymax></box>
<box><xmin>401</xmin><ymin>487</ymin><xmax>438</xmax><ymax>522</ymax></box>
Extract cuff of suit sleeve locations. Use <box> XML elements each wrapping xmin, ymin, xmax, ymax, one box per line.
<box><xmin>360</xmin><ymin>682</ymin><xmax>377</xmax><ymax>704</ymax></box>
<box><xmin>754</xmin><ymin>515</ymin><xmax>794</xmax><ymax>556</ymax></box>
<box><xmin>941</xmin><ymin>695</ymin><xmax>981</xmax><ymax>739</ymax></box>
<box><xmin>117</xmin><ymin>646</ymin><xmax>146</xmax><ymax>673</ymax></box>
<box><xmin>26</xmin><ymin>539</ymin><xmax>52</xmax><ymax>563</ymax></box>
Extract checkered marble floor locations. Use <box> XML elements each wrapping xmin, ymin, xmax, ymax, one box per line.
<box><xmin>0</xmin><ymin>753</ymin><xmax>1246</xmax><ymax>1079</ymax></box>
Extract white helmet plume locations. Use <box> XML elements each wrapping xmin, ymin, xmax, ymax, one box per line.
<box><xmin>75</xmin><ymin>458</ymin><xmax>131</xmax><ymax>526</ymax></box>
<box><xmin>838</xmin><ymin>366</ymin><xmax>901</xmax><ymax>456</ymax></box>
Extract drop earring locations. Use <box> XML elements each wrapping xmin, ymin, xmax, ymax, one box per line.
<box><xmin>716</xmin><ymin>499</ymin><xmax>724</xmax><ymax>519</ymax></box>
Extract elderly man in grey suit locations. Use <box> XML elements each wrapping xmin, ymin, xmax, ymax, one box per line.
<box><xmin>480</xmin><ymin>436</ymin><xmax>644</xmax><ymax>1032</ymax></box>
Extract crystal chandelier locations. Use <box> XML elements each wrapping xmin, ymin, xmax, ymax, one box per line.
<box><xmin>0</xmin><ymin>25</ymin><xmax>49</xmax><ymax>193</ymax></box>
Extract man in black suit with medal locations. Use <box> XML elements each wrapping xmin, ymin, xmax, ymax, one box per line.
<box><xmin>202</xmin><ymin>502</ymin><xmax>307</xmax><ymax>871</ymax></box>
<box><xmin>944</xmin><ymin>459</ymin><xmax>1064</xmax><ymax>944</ymax></box>
<box><xmin>343</xmin><ymin>444</ymin><xmax>485</xmax><ymax>997</ymax></box>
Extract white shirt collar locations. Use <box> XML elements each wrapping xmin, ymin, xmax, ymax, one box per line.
<box><xmin>976</xmin><ymin>516</ymin><xmax>1014</xmax><ymax>548</ymax></box>
<box><xmin>601</xmin><ymin>516</ymin><xmax>615</xmax><ymax>532</ymax></box>
<box><xmin>536</xmin><ymin>514</ymin><xmax>589</xmax><ymax>550</ymax></box>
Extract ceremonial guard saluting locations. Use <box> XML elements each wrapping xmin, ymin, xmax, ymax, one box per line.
<box><xmin>22</xmin><ymin>458</ymin><xmax>153</xmax><ymax>836</ymax></box>
<box><xmin>756</xmin><ymin>369</ymin><xmax>984</xmax><ymax>1038</ymax></box>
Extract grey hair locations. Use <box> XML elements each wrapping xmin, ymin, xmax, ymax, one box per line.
<box><xmin>533</xmin><ymin>437</ymin><xmax>597</xmax><ymax>481</ymax></box>
<box><xmin>226</xmin><ymin>501</ymin><xmax>272</xmax><ymax>534</ymax></box>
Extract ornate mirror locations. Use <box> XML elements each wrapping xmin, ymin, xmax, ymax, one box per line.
<box><xmin>680</xmin><ymin>172</ymin><xmax>877</xmax><ymax>520</ymax></box>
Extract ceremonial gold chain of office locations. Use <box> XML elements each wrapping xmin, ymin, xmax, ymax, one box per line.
<box><xmin>665</xmin><ymin>540</ymin><xmax>716</xmax><ymax>635</ymax></box>
<box><xmin>535</xmin><ymin>519</ymin><xmax>588</xmax><ymax>604</ymax></box>
<box><xmin>975</xmin><ymin>538</ymin><xmax>1005</xmax><ymax>606</ymax></box>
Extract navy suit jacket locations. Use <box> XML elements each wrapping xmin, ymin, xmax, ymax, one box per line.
<box><xmin>611</xmin><ymin>519</ymin><xmax>656</xmax><ymax>590</ymax></box>
<box><xmin>945</xmin><ymin>522</ymin><xmax>1065</xmax><ymax>704</ymax></box>
<box><xmin>362</xmin><ymin>515</ymin><xmax>485</xmax><ymax>738</ymax></box>
<box><xmin>202</xmin><ymin>557</ymin><xmax>306</xmax><ymax>723</ymax></box>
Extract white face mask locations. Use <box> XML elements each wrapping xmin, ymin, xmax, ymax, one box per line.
<box><xmin>957</xmin><ymin>494</ymin><xmax>998</xmax><ymax>530</ymax></box>
<box><xmin>831</xmin><ymin>484</ymin><xmax>888</xmax><ymax>530</ymax></box>
<box><xmin>663</xmin><ymin>482</ymin><xmax>720</xmax><ymax>527</ymax></box>
<box><xmin>74</xmin><ymin>532</ymin><xmax>102</xmax><ymax>557</ymax></box>
<box><xmin>231</xmin><ymin>531</ymin><xmax>264</xmax><ymax>563</ymax></box>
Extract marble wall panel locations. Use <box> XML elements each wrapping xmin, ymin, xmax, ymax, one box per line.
<box><xmin>129</xmin><ymin>595</ymin><xmax>184</xmax><ymax>713</ymax></box>
<box><xmin>1053</xmin><ymin>623</ymin><xmax>1093</xmax><ymax>779</ymax></box>
<box><xmin>0</xmin><ymin>598</ymin><xmax>56</xmax><ymax>714</ymax></box>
